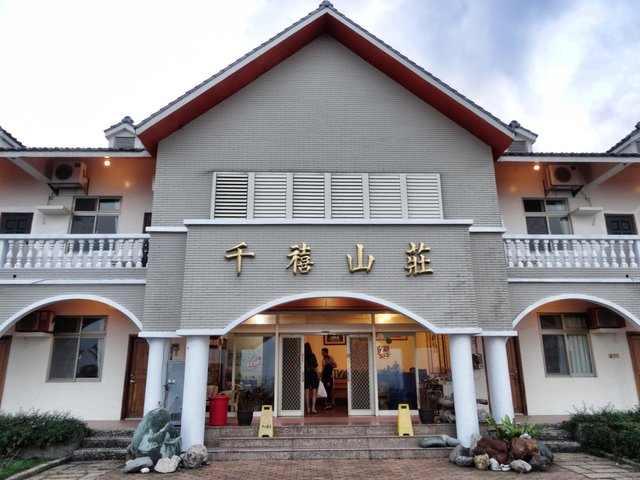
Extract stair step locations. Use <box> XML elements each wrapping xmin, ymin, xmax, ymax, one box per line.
<box><xmin>213</xmin><ymin>435</ymin><xmax>432</xmax><ymax>449</ymax></box>
<box><xmin>72</xmin><ymin>447</ymin><xmax>127</xmax><ymax>461</ymax></box>
<box><xmin>82</xmin><ymin>437</ymin><xmax>132</xmax><ymax>449</ymax></box>
<box><xmin>209</xmin><ymin>446</ymin><xmax>451</xmax><ymax>461</ymax></box>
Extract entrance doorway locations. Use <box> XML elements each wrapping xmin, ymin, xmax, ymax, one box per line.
<box><xmin>123</xmin><ymin>337</ymin><xmax>148</xmax><ymax>418</ymax></box>
<box><xmin>627</xmin><ymin>333</ymin><xmax>640</xmax><ymax>402</ymax></box>
<box><xmin>0</xmin><ymin>337</ymin><xmax>11</xmax><ymax>408</ymax></box>
<box><xmin>506</xmin><ymin>337</ymin><xmax>527</xmax><ymax>414</ymax></box>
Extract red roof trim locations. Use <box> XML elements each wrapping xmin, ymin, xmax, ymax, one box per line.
<box><xmin>138</xmin><ymin>10</ymin><xmax>512</xmax><ymax>159</ymax></box>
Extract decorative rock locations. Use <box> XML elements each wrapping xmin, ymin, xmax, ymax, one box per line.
<box><xmin>489</xmin><ymin>458</ymin><xmax>501</xmax><ymax>471</ymax></box>
<box><xmin>455</xmin><ymin>456</ymin><xmax>474</xmax><ymax>467</ymax></box>
<box><xmin>477</xmin><ymin>409</ymin><xmax>489</xmax><ymax>423</ymax></box>
<box><xmin>124</xmin><ymin>457</ymin><xmax>154</xmax><ymax>473</ymax></box>
<box><xmin>510</xmin><ymin>436</ymin><xmax>539</xmax><ymax>462</ymax></box>
<box><xmin>441</xmin><ymin>410</ymin><xmax>456</xmax><ymax>423</ymax></box>
<box><xmin>529</xmin><ymin>454</ymin><xmax>552</xmax><ymax>472</ymax></box>
<box><xmin>510</xmin><ymin>459</ymin><xmax>532</xmax><ymax>473</ymax></box>
<box><xmin>155</xmin><ymin>455</ymin><xmax>181</xmax><ymax>473</ymax></box>
<box><xmin>141</xmin><ymin>468</ymin><xmax>150</xmax><ymax>474</ymax></box>
<box><xmin>180</xmin><ymin>444</ymin><xmax>208</xmax><ymax>469</ymax></box>
<box><xmin>537</xmin><ymin>442</ymin><xmax>554</xmax><ymax>463</ymax></box>
<box><xmin>476</xmin><ymin>436</ymin><xmax>509</xmax><ymax>465</ymax></box>
<box><xmin>449</xmin><ymin>444</ymin><xmax>467</xmax><ymax>463</ymax></box>
<box><xmin>445</xmin><ymin>437</ymin><xmax>460</xmax><ymax>447</ymax></box>
<box><xmin>501</xmin><ymin>465</ymin><xmax>511</xmax><ymax>472</ymax></box>
<box><xmin>419</xmin><ymin>436</ymin><xmax>447</xmax><ymax>448</ymax></box>
<box><xmin>474</xmin><ymin>453</ymin><xmax>490</xmax><ymax>470</ymax></box>
<box><xmin>127</xmin><ymin>408</ymin><xmax>182</xmax><ymax>463</ymax></box>
<box><xmin>469</xmin><ymin>433</ymin><xmax>482</xmax><ymax>451</ymax></box>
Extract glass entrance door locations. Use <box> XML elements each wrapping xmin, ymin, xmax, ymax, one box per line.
<box><xmin>279</xmin><ymin>335</ymin><xmax>304</xmax><ymax>416</ymax></box>
<box><xmin>347</xmin><ymin>335</ymin><xmax>374</xmax><ymax>415</ymax></box>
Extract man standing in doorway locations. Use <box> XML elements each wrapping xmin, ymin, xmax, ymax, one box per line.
<box><xmin>321</xmin><ymin>347</ymin><xmax>338</xmax><ymax>409</ymax></box>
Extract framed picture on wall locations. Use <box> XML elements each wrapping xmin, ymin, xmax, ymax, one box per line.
<box><xmin>324</xmin><ymin>334</ymin><xmax>346</xmax><ymax>345</ymax></box>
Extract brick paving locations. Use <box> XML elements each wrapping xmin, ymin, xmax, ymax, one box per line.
<box><xmin>19</xmin><ymin>453</ymin><xmax>640</xmax><ymax>480</ymax></box>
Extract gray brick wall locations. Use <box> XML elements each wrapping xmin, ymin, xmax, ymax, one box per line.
<box><xmin>179</xmin><ymin>224</ymin><xmax>481</xmax><ymax>331</ymax></box>
<box><xmin>152</xmin><ymin>35</ymin><xmax>501</xmax><ymax>228</ymax></box>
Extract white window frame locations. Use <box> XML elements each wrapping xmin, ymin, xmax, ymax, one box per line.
<box><xmin>70</xmin><ymin>197</ymin><xmax>121</xmax><ymax>234</ymax></box>
<box><xmin>539</xmin><ymin>313</ymin><xmax>595</xmax><ymax>377</ymax></box>
<box><xmin>523</xmin><ymin>198</ymin><xmax>572</xmax><ymax>235</ymax></box>
<box><xmin>48</xmin><ymin>316</ymin><xmax>107</xmax><ymax>382</ymax></box>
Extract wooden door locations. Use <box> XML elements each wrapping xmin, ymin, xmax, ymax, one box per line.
<box><xmin>627</xmin><ymin>334</ymin><xmax>640</xmax><ymax>402</ymax></box>
<box><xmin>123</xmin><ymin>337</ymin><xmax>148</xmax><ymax>418</ymax></box>
<box><xmin>506</xmin><ymin>337</ymin><xmax>527</xmax><ymax>414</ymax></box>
<box><xmin>0</xmin><ymin>337</ymin><xmax>11</xmax><ymax>407</ymax></box>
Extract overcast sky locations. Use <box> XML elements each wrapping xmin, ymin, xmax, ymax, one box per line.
<box><xmin>1</xmin><ymin>0</ymin><xmax>639</xmax><ymax>152</ymax></box>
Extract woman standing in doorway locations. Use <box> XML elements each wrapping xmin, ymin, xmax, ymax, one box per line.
<box><xmin>304</xmin><ymin>342</ymin><xmax>319</xmax><ymax>414</ymax></box>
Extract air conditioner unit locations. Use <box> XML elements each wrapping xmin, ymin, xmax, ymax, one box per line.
<box><xmin>49</xmin><ymin>161</ymin><xmax>88</xmax><ymax>190</ymax></box>
<box><xmin>15</xmin><ymin>311</ymin><xmax>55</xmax><ymax>333</ymax></box>
<box><xmin>587</xmin><ymin>308</ymin><xmax>625</xmax><ymax>330</ymax></box>
<box><xmin>544</xmin><ymin>164</ymin><xmax>584</xmax><ymax>196</ymax></box>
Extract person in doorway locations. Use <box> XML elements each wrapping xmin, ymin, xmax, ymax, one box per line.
<box><xmin>304</xmin><ymin>342</ymin><xmax>319</xmax><ymax>414</ymax></box>
<box><xmin>321</xmin><ymin>347</ymin><xmax>338</xmax><ymax>409</ymax></box>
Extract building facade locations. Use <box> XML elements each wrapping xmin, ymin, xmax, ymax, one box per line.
<box><xmin>1</xmin><ymin>3</ymin><xmax>639</xmax><ymax>449</ymax></box>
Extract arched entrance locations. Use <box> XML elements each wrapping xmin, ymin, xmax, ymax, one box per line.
<box><xmin>213</xmin><ymin>296</ymin><xmax>455</xmax><ymax>419</ymax></box>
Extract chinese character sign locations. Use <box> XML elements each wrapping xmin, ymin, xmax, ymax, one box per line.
<box><xmin>224</xmin><ymin>242</ymin><xmax>255</xmax><ymax>275</ymax></box>
<box><xmin>286</xmin><ymin>243</ymin><xmax>314</xmax><ymax>275</ymax></box>
<box><xmin>347</xmin><ymin>244</ymin><xmax>375</xmax><ymax>273</ymax></box>
<box><xmin>405</xmin><ymin>242</ymin><xmax>433</xmax><ymax>276</ymax></box>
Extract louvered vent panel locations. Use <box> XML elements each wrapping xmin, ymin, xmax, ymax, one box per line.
<box><xmin>406</xmin><ymin>174</ymin><xmax>442</xmax><ymax>218</ymax></box>
<box><xmin>254</xmin><ymin>173</ymin><xmax>287</xmax><ymax>218</ymax></box>
<box><xmin>114</xmin><ymin>136</ymin><xmax>136</xmax><ymax>149</ymax></box>
<box><xmin>507</xmin><ymin>140</ymin><xmax>528</xmax><ymax>153</ymax></box>
<box><xmin>331</xmin><ymin>174</ymin><xmax>364</xmax><ymax>218</ymax></box>
<box><xmin>369</xmin><ymin>174</ymin><xmax>402</xmax><ymax>218</ymax></box>
<box><xmin>213</xmin><ymin>173</ymin><xmax>248</xmax><ymax>218</ymax></box>
<box><xmin>293</xmin><ymin>173</ymin><xmax>325</xmax><ymax>218</ymax></box>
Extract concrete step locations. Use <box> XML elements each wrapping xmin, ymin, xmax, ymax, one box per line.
<box><xmin>85</xmin><ymin>428</ymin><xmax>135</xmax><ymax>437</ymax></box>
<box><xmin>72</xmin><ymin>447</ymin><xmax>127</xmax><ymax>461</ymax></box>
<box><xmin>541</xmin><ymin>439</ymin><xmax>582</xmax><ymax>453</ymax></box>
<box><xmin>81</xmin><ymin>436</ymin><xmax>132</xmax><ymax>449</ymax></box>
<box><xmin>209</xmin><ymin>446</ymin><xmax>451</xmax><ymax>461</ymax></box>
<box><xmin>213</xmin><ymin>434</ymin><xmax>436</xmax><ymax>449</ymax></box>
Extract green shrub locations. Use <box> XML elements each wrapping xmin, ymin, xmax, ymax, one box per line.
<box><xmin>563</xmin><ymin>405</ymin><xmax>640</xmax><ymax>461</ymax></box>
<box><xmin>487</xmin><ymin>414</ymin><xmax>540</xmax><ymax>441</ymax></box>
<box><xmin>0</xmin><ymin>411</ymin><xmax>85</xmax><ymax>467</ymax></box>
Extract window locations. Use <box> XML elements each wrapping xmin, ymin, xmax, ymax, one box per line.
<box><xmin>49</xmin><ymin>316</ymin><xmax>106</xmax><ymax>381</ymax></box>
<box><xmin>523</xmin><ymin>198</ymin><xmax>571</xmax><ymax>234</ymax></box>
<box><xmin>539</xmin><ymin>313</ymin><xmax>593</xmax><ymax>376</ymax></box>
<box><xmin>70</xmin><ymin>197</ymin><xmax>120</xmax><ymax>234</ymax></box>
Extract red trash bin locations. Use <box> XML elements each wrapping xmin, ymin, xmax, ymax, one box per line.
<box><xmin>208</xmin><ymin>395</ymin><xmax>230</xmax><ymax>426</ymax></box>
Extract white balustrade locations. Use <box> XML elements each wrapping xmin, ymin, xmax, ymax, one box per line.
<box><xmin>0</xmin><ymin>234</ymin><xmax>149</xmax><ymax>269</ymax></box>
<box><xmin>503</xmin><ymin>235</ymin><xmax>640</xmax><ymax>269</ymax></box>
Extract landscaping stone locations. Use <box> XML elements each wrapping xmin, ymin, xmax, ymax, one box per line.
<box><xmin>473</xmin><ymin>453</ymin><xmax>489</xmax><ymax>470</ymax></box>
<box><xmin>155</xmin><ymin>455</ymin><xmax>181</xmax><ymax>473</ymax></box>
<box><xmin>476</xmin><ymin>436</ymin><xmax>509</xmax><ymax>465</ymax></box>
<box><xmin>127</xmin><ymin>408</ymin><xmax>181</xmax><ymax>464</ymax></box>
<box><xmin>180</xmin><ymin>444</ymin><xmax>208</xmax><ymax>468</ymax></box>
<box><xmin>449</xmin><ymin>444</ymin><xmax>467</xmax><ymax>463</ymax></box>
<box><xmin>441</xmin><ymin>434</ymin><xmax>460</xmax><ymax>447</ymax></box>
<box><xmin>537</xmin><ymin>442</ymin><xmax>554</xmax><ymax>463</ymax></box>
<box><xmin>124</xmin><ymin>457</ymin><xmax>153</xmax><ymax>473</ymax></box>
<box><xmin>489</xmin><ymin>458</ymin><xmax>501</xmax><ymax>471</ymax></box>
<box><xmin>455</xmin><ymin>456</ymin><xmax>474</xmax><ymax>467</ymax></box>
<box><xmin>529</xmin><ymin>454</ymin><xmax>552</xmax><ymax>471</ymax></box>
<box><xmin>510</xmin><ymin>436</ymin><xmax>539</xmax><ymax>462</ymax></box>
<box><xmin>510</xmin><ymin>459</ymin><xmax>532</xmax><ymax>473</ymax></box>
<box><xmin>419</xmin><ymin>436</ymin><xmax>447</xmax><ymax>448</ymax></box>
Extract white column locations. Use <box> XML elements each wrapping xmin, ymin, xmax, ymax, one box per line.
<box><xmin>180</xmin><ymin>335</ymin><xmax>209</xmax><ymax>450</ymax></box>
<box><xmin>143</xmin><ymin>337</ymin><xmax>168</xmax><ymax>415</ymax></box>
<box><xmin>449</xmin><ymin>334</ymin><xmax>479</xmax><ymax>447</ymax></box>
<box><xmin>484</xmin><ymin>336</ymin><xmax>514</xmax><ymax>422</ymax></box>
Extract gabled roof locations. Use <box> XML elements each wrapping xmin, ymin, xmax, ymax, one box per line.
<box><xmin>0</xmin><ymin>126</ymin><xmax>25</xmax><ymax>148</ymax></box>
<box><xmin>136</xmin><ymin>1</ymin><xmax>514</xmax><ymax>159</ymax></box>
<box><xmin>608</xmin><ymin>121</ymin><xmax>640</xmax><ymax>153</ymax></box>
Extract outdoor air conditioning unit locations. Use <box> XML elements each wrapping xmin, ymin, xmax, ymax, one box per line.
<box><xmin>49</xmin><ymin>161</ymin><xmax>88</xmax><ymax>190</ymax></box>
<box><xmin>587</xmin><ymin>308</ymin><xmax>625</xmax><ymax>330</ymax></box>
<box><xmin>14</xmin><ymin>311</ymin><xmax>55</xmax><ymax>333</ymax></box>
<box><xmin>544</xmin><ymin>164</ymin><xmax>585</xmax><ymax>196</ymax></box>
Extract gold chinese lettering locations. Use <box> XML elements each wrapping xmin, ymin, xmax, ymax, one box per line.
<box><xmin>286</xmin><ymin>243</ymin><xmax>313</xmax><ymax>275</ymax></box>
<box><xmin>224</xmin><ymin>242</ymin><xmax>255</xmax><ymax>275</ymax></box>
<box><xmin>405</xmin><ymin>242</ymin><xmax>433</xmax><ymax>276</ymax></box>
<box><xmin>347</xmin><ymin>244</ymin><xmax>375</xmax><ymax>273</ymax></box>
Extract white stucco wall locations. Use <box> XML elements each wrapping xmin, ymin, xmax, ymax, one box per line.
<box><xmin>2</xmin><ymin>300</ymin><xmax>139</xmax><ymax>420</ymax></box>
<box><xmin>496</xmin><ymin>163</ymin><xmax>640</xmax><ymax>235</ymax></box>
<box><xmin>516</xmin><ymin>299</ymin><xmax>638</xmax><ymax>415</ymax></box>
<box><xmin>0</xmin><ymin>157</ymin><xmax>155</xmax><ymax>234</ymax></box>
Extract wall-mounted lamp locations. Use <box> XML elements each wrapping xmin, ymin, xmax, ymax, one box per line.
<box><xmin>533</xmin><ymin>161</ymin><xmax>541</xmax><ymax>171</ymax></box>
<box><xmin>103</xmin><ymin>156</ymin><xmax>111</xmax><ymax>166</ymax></box>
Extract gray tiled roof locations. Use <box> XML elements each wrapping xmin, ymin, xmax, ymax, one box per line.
<box><xmin>607</xmin><ymin>122</ymin><xmax>640</xmax><ymax>153</ymax></box>
<box><xmin>501</xmin><ymin>152</ymin><xmax>640</xmax><ymax>158</ymax></box>
<box><xmin>0</xmin><ymin>147</ymin><xmax>145</xmax><ymax>153</ymax></box>
<box><xmin>0</xmin><ymin>126</ymin><xmax>25</xmax><ymax>147</ymax></box>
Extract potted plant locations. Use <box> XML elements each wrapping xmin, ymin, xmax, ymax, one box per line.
<box><xmin>418</xmin><ymin>376</ymin><xmax>442</xmax><ymax>424</ymax></box>
<box><xmin>235</xmin><ymin>384</ymin><xmax>263</xmax><ymax>426</ymax></box>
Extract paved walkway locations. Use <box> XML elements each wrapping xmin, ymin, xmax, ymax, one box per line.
<box><xmin>21</xmin><ymin>453</ymin><xmax>640</xmax><ymax>480</ymax></box>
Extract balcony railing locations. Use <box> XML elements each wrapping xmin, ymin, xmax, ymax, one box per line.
<box><xmin>0</xmin><ymin>234</ymin><xmax>149</xmax><ymax>269</ymax></box>
<box><xmin>503</xmin><ymin>235</ymin><xmax>640</xmax><ymax>269</ymax></box>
